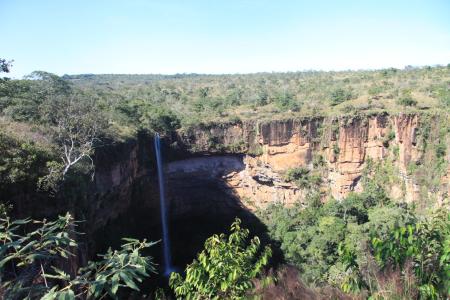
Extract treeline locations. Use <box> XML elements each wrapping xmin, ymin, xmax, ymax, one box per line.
<box><xmin>2</xmin><ymin>61</ymin><xmax>450</xmax><ymax>140</ymax></box>
<box><xmin>66</xmin><ymin>64</ymin><xmax>450</xmax><ymax>129</ymax></box>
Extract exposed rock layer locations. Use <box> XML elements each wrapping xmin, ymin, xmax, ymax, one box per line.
<box><xmin>175</xmin><ymin>113</ymin><xmax>449</xmax><ymax>205</ymax></box>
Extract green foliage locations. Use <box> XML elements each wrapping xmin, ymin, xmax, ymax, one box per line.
<box><xmin>0</xmin><ymin>71</ymin><xmax>111</xmax><ymax>195</ymax></box>
<box><xmin>392</xmin><ymin>145</ymin><xmax>400</xmax><ymax>158</ymax></box>
<box><xmin>333</xmin><ymin>143</ymin><xmax>340</xmax><ymax>155</ymax></box>
<box><xmin>71</xmin><ymin>238</ymin><xmax>156</xmax><ymax>299</ymax></box>
<box><xmin>284</xmin><ymin>167</ymin><xmax>321</xmax><ymax>190</ymax></box>
<box><xmin>362</xmin><ymin>158</ymin><xmax>401</xmax><ymax>200</ymax></box>
<box><xmin>1</xmin><ymin>71</ymin><xmax>72</xmax><ymax>122</ymax></box>
<box><xmin>368</xmin><ymin>84</ymin><xmax>385</xmax><ymax>96</ymax></box>
<box><xmin>169</xmin><ymin>218</ymin><xmax>272</xmax><ymax>300</ymax></box>
<box><xmin>330</xmin><ymin>88</ymin><xmax>354</xmax><ymax>106</ymax></box>
<box><xmin>0</xmin><ymin>131</ymin><xmax>53</xmax><ymax>191</ymax></box>
<box><xmin>37</xmin><ymin>160</ymin><xmax>65</xmax><ymax>193</ymax></box>
<box><xmin>435</xmin><ymin>143</ymin><xmax>446</xmax><ymax>158</ymax></box>
<box><xmin>274</xmin><ymin>90</ymin><xmax>300</xmax><ymax>111</ymax></box>
<box><xmin>428</xmin><ymin>82</ymin><xmax>450</xmax><ymax>107</ymax></box>
<box><xmin>312</xmin><ymin>153</ymin><xmax>325</xmax><ymax>168</ymax></box>
<box><xmin>227</xmin><ymin>140</ymin><xmax>247</xmax><ymax>153</ymax></box>
<box><xmin>371</xmin><ymin>209</ymin><xmax>449</xmax><ymax>299</ymax></box>
<box><xmin>255</xmin><ymin>89</ymin><xmax>268</xmax><ymax>106</ymax></box>
<box><xmin>144</xmin><ymin>106</ymin><xmax>181</xmax><ymax>133</ymax></box>
<box><xmin>382</xmin><ymin>130</ymin><xmax>395</xmax><ymax>147</ymax></box>
<box><xmin>407</xmin><ymin>117</ymin><xmax>449</xmax><ymax>197</ymax></box>
<box><xmin>256</xmin><ymin>171</ymin><xmax>446</xmax><ymax>298</ymax></box>
<box><xmin>117</xmin><ymin>99</ymin><xmax>180</xmax><ymax>133</ymax></box>
<box><xmin>0</xmin><ymin>213</ymin><xmax>156</xmax><ymax>299</ymax></box>
<box><xmin>397</xmin><ymin>96</ymin><xmax>418</xmax><ymax>107</ymax></box>
<box><xmin>397</xmin><ymin>90</ymin><xmax>417</xmax><ymax>107</ymax></box>
<box><xmin>336</xmin><ymin>243</ymin><xmax>364</xmax><ymax>293</ymax></box>
<box><xmin>2</xmin><ymin>65</ymin><xmax>450</xmax><ymax>139</ymax></box>
<box><xmin>284</xmin><ymin>167</ymin><xmax>309</xmax><ymax>182</ymax></box>
<box><xmin>341</xmin><ymin>104</ymin><xmax>356</xmax><ymax>114</ymax></box>
<box><xmin>247</xmin><ymin>144</ymin><xmax>264</xmax><ymax>156</ymax></box>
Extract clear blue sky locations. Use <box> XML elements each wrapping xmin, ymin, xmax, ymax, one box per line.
<box><xmin>1</xmin><ymin>0</ymin><xmax>449</xmax><ymax>77</ymax></box>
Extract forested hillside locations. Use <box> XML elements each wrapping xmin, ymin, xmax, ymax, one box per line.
<box><xmin>65</xmin><ymin>66</ymin><xmax>450</xmax><ymax>131</ymax></box>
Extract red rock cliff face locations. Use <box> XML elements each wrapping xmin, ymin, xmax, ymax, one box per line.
<box><xmin>175</xmin><ymin>113</ymin><xmax>449</xmax><ymax>207</ymax></box>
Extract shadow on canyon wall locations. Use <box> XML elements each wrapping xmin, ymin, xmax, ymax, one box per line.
<box><xmin>92</xmin><ymin>154</ymin><xmax>284</xmax><ymax>293</ymax></box>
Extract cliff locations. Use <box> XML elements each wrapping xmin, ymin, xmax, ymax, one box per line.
<box><xmin>173</xmin><ymin>113</ymin><xmax>449</xmax><ymax>208</ymax></box>
<box><xmin>10</xmin><ymin>112</ymin><xmax>448</xmax><ymax>241</ymax></box>
<box><xmin>6</xmin><ymin>112</ymin><xmax>448</xmax><ymax>273</ymax></box>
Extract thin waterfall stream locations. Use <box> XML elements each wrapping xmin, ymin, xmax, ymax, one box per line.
<box><xmin>154</xmin><ymin>133</ymin><xmax>173</xmax><ymax>276</ymax></box>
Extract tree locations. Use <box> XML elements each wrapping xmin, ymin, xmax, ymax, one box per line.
<box><xmin>36</xmin><ymin>91</ymin><xmax>108</xmax><ymax>192</ymax></box>
<box><xmin>169</xmin><ymin>218</ymin><xmax>272</xmax><ymax>299</ymax></box>
<box><xmin>330</xmin><ymin>88</ymin><xmax>354</xmax><ymax>106</ymax></box>
<box><xmin>0</xmin><ymin>212</ymin><xmax>156</xmax><ymax>299</ymax></box>
<box><xmin>26</xmin><ymin>71</ymin><xmax>71</xmax><ymax>96</ymax></box>
<box><xmin>0</xmin><ymin>69</ymin><xmax>106</xmax><ymax>191</ymax></box>
<box><xmin>56</xmin><ymin>95</ymin><xmax>103</xmax><ymax>177</ymax></box>
<box><xmin>0</xmin><ymin>58</ymin><xmax>12</xmax><ymax>74</ymax></box>
<box><xmin>0</xmin><ymin>131</ymin><xmax>52</xmax><ymax>191</ymax></box>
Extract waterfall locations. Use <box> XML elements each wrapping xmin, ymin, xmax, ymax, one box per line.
<box><xmin>154</xmin><ymin>133</ymin><xmax>173</xmax><ymax>276</ymax></box>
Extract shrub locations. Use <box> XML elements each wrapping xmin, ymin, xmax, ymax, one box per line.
<box><xmin>143</xmin><ymin>106</ymin><xmax>181</xmax><ymax>133</ymax></box>
<box><xmin>368</xmin><ymin>85</ymin><xmax>384</xmax><ymax>96</ymax></box>
<box><xmin>330</xmin><ymin>88</ymin><xmax>354</xmax><ymax>106</ymax></box>
<box><xmin>284</xmin><ymin>167</ymin><xmax>309</xmax><ymax>182</ymax></box>
<box><xmin>247</xmin><ymin>144</ymin><xmax>264</xmax><ymax>156</ymax></box>
<box><xmin>397</xmin><ymin>96</ymin><xmax>417</xmax><ymax>107</ymax></box>
<box><xmin>284</xmin><ymin>167</ymin><xmax>322</xmax><ymax>189</ymax></box>
<box><xmin>371</xmin><ymin>209</ymin><xmax>449</xmax><ymax>299</ymax></box>
<box><xmin>255</xmin><ymin>90</ymin><xmax>268</xmax><ymax>106</ymax></box>
<box><xmin>274</xmin><ymin>91</ymin><xmax>300</xmax><ymax>111</ymax></box>
<box><xmin>169</xmin><ymin>218</ymin><xmax>272</xmax><ymax>299</ymax></box>
<box><xmin>341</xmin><ymin>104</ymin><xmax>356</xmax><ymax>113</ymax></box>
<box><xmin>312</xmin><ymin>154</ymin><xmax>325</xmax><ymax>168</ymax></box>
<box><xmin>382</xmin><ymin>131</ymin><xmax>395</xmax><ymax>147</ymax></box>
<box><xmin>435</xmin><ymin>143</ymin><xmax>446</xmax><ymax>158</ymax></box>
<box><xmin>333</xmin><ymin>143</ymin><xmax>340</xmax><ymax>155</ymax></box>
<box><xmin>0</xmin><ymin>131</ymin><xmax>53</xmax><ymax>190</ymax></box>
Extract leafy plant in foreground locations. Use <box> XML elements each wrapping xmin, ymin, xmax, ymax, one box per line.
<box><xmin>0</xmin><ymin>212</ymin><xmax>156</xmax><ymax>299</ymax></box>
<box><xmin>169</xmin><ymin>218</ymin><xmax>272</xmax><ymax>299</ymax></box>
<box><xmin>371</xmin><ymin>209</ymin><xmax>449</xmax><ymax>299</ymax></box>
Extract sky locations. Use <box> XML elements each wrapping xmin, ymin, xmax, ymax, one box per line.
<box><xmin>1</xmin><ymin>0</ymin><xmax>449</xmax><ymax>78</ymax></box>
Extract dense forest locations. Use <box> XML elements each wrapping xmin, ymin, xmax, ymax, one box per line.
<box><xmin>0</xmin><ymin>59</ymin><xmax>449</xmax><ymax>299</ymax></box>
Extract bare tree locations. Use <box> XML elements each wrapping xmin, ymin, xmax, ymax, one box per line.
<box><xmin>38</xmin><ymin>92</ymin><xmax>106</xmax><ymax>193</ymax></box>
<box><xmin>54</xmin><ymin>94</ymin><xmax>103</xmax><ymax>178</ymax></box>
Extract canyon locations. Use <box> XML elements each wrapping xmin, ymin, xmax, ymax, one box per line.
<box><xmin>7</xmin><ymin>112</ymin><xmax>449</xmax><ymax>274</ymax></box>
<box><xmin>85</xmin><ymin>112</ymin><xmax>449</xmax><ymax>236</ymax></box>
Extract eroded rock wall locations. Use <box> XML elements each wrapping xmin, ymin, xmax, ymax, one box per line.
<box><xmin>175</xmin><ymin>113</ymin><xmax>449</xmax><ymax>206</ymax></box>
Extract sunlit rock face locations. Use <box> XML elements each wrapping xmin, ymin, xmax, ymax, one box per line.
<box><xmin>175</xmin><ymin>113</ymin><xmax>449</xmax><ymax>204</ymax></box>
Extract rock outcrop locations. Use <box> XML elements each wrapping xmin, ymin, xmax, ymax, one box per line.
<box><xmin>175</xmin><ymin>113</ymin><xmax>449</xmax><ymax>206</ymax></box>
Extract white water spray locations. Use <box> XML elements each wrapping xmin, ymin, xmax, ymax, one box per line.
<box><xmin>154</xmin><ymin>133</ymin><xmax>173</xmax><ymax>276</ymax></box>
